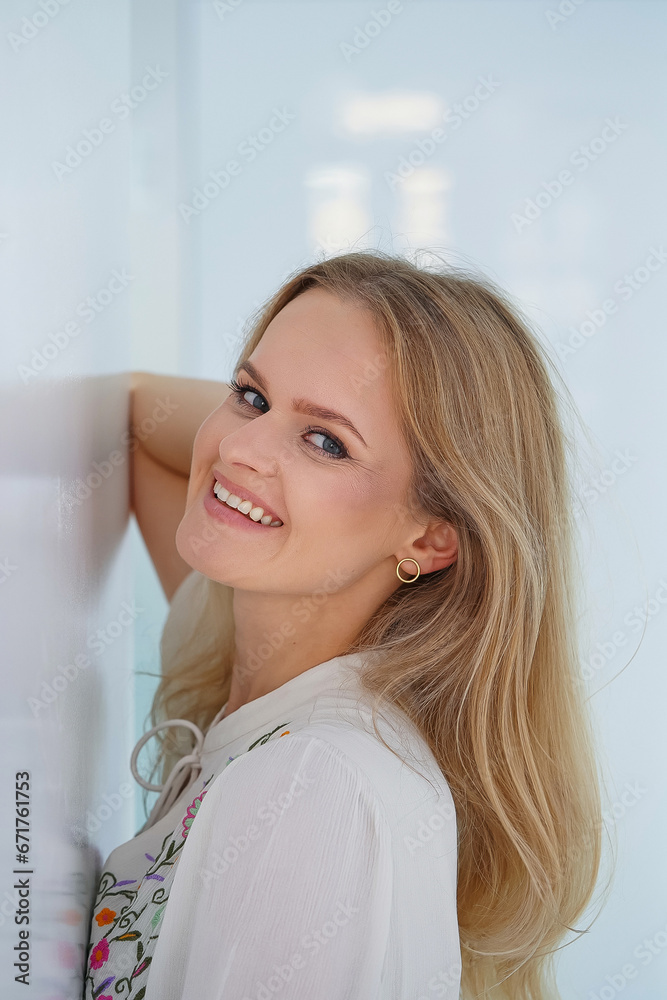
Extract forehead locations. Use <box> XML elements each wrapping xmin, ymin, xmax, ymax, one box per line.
<box><xmin>248</xmin><ymin>287</ymin><xmax>401</xmax><ymax>448</ymax></box>
<box><xmin>258</xmin><ymin>287</ymin><xmax>381</xmax><ymax>366</ymax></box>
<box><xmin>254</xmin><ymin>288</ymin><xmax>390</xmax><ymax>392</ymax></box>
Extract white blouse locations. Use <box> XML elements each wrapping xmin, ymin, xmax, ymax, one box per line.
<box><xmin>82</xmin><ymin>579</ymin><xmax>461</xmax><ymax>1000</ymax></box>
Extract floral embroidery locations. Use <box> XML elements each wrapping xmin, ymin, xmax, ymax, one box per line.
<box><xmin>89</xmin><ymin>937</ymin><xmax>109</xmax><ymax>969</ymax></box>
<box><xmin>181</xmin><ymin>790</ymin><xmax>208</xmax><ymax>839</ymax></box>
<box><xmin>248</xmin><ymin>723</ymin><xmax>291</xmax><ymax>750</ymax></box>
<box><xmin>83</xmin><ymin>721</ymin><xmax>291</xmax><ymax>998</ymax></box>
<box><xmin>151</xmin><ymin>902</ymin><xmax>167</xmax><ymax>930</ymax></box>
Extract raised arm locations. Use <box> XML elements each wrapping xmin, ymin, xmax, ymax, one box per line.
<box><xmin>129</xmin><ymin>371</ymin><xmax>231</xmax><ymax>601</ymax></box>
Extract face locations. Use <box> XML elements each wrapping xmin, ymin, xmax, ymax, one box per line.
<box><xmin>175</xmin><ymin>287</ymin><xmax>430</xmax><ymax>597</ymax></box>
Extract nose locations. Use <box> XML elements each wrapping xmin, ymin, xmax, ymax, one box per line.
<box><xmin>218</xmin><ymin>411</ymin><xmax>282</xmax><ymax>480</ymax></box>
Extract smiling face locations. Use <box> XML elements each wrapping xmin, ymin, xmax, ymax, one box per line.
<box><xmin>175</xmin><ymin>287</ymin><xmax>432</xmax><ymax>598</ymax></box>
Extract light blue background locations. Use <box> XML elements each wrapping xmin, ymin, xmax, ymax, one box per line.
<box><xmin>1</xmin><ymin>2</ymin><xmax>665</xmax><ymax>996</ymax></box>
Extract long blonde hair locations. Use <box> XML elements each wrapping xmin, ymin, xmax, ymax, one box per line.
<box><xmin>150</xmin><ymin>249</ymin><xmax>604</xmax><ymax>998</ymax></box>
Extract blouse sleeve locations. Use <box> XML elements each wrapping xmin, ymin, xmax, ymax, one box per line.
<box><xmin>146</xmin><ymin>733</ymin><xmax>394</xmax><ymax>1000</ymax></box>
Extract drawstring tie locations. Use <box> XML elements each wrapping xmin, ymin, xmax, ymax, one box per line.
<box><xmin>130</xmin><ymin>702</ymin><xmax>228</xmax><ymax>831</ymax></box>
<box><xmin>130</xmin><ymin>719</ymin><xmax>205</xmax><ymax>830</ymax></box>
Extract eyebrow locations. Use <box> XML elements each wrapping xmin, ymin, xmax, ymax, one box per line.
<box><xmin>234</xmin><ymin>360</ymin><xmax>369</xmax><ymax>449</ymax></box>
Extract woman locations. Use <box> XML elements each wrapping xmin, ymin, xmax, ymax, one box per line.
<box><xmin>83</xmin><ymin>250</ymin><xmax>602</xmax><ymax>999</ymax></box>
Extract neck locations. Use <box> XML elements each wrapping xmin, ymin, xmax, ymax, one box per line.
<box><xmin>223</xmin><ymin>569</ymin><xmax>395</xmax><ymax>716</ymax></box>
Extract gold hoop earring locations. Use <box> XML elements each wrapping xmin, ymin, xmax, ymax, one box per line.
<box><xmin>396</xmin><ymin>558</ymin><xmax>421</xmax><ymax>583</ymax></box>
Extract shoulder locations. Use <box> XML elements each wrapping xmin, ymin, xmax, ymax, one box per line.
<box><xmin>208</xmin><ymin>729</ymin><xmax>390</xmax><ymax>820</ymax></box>
<box><xmin>188</xmin><ymin>732</ymin><xmax>393</xmax><ymax>855</ymax></box>
<box><xmin>293</xmin><ymin>708</ymin><xmax>458</xmax><ymax>824</ymax></box>
<box><xmin>295</xmin><ymin>723</ymin><xmax>458</xmax><ymax>849</ymax></box>
<box><xmin>180</xmin><ymin>732</ymin><xmax>396</xmax><ymax>892</ymax></box>
<box><xmin>200</xmin><ymin>727</ymin><xmax>457</xmax><ymax>864</ymax></box>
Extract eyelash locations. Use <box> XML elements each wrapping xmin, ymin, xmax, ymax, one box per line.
<box><xmin>226</xmin><ymin>379</ymin><xmax>350</xmax><ymax>461</ymax></box>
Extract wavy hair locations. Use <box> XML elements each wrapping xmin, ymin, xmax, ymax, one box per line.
<box><xmin>149</xmin><ymin>249</ymin><xmax>604</xmax><ymax>998</ymax></box>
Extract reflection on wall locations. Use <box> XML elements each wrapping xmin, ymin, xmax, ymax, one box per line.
<box><xmin>397</xmin><ymin>167</ymin><xmax>453</xmax><ymax>250</ymax></box>
<box><xmin>306</xmin><ymin>164</ymin><xmax>372</xmax><ymax>256</ymax></box>
<box><xmin>0</xmin><ymin>4</ymin><xmax>134</xmax><ymax>996</ymax></box>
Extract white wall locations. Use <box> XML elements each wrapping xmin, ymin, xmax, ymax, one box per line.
<box><xmin>1</xmin><ymin>2</ymin><xmax>664</xmax><ymax>997</ymax></box>
<box><xmin>0</xmin><ymin>3</ymin><xmax>135</xmax><ymax>997</ymax></box>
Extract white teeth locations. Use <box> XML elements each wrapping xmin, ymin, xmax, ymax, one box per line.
<box><xmin>213</xmin><ymin>480</ymin><xmax>283</xmax><ymax>526</ymax></box>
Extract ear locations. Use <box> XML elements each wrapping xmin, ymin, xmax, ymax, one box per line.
<box><xmin>396</xmin><ymin>520</ymin><xmax>458</xmax><ymax>576</ymax></box>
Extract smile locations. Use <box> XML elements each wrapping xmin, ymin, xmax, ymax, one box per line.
<box><xmin>212</xmin><ymin>480</ymin><xmax>283</xmax><ymax>526</ymax></box>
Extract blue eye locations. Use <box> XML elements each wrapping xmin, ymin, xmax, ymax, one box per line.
<box><xmin>226</xmin><ymin>379</ymin><xmax>349</xmax><ymax>461</ymax></box>
<box><xmin>230</xmin><ymin>381</ymin><xmax>267</xmax><ymax>413</ymax></box>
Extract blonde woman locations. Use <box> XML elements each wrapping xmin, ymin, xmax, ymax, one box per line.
<box><xmin>82</xmin><ymin>250</ymin><xmax>602</xmax><ymax>999</ymax></box>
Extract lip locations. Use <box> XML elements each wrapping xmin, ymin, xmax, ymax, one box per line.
<box><xmin>211</xmin><ymin>470</ymin><xmax>283</xmax><ymax>524</ymax></box>
<box><xmin>204</xmin><ymin>485</ymin><xmax>279</xmax><ymax>531</ymax></box>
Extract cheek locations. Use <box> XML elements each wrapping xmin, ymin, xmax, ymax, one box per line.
<box><xmin>343</xmin><ymin>473</ymin><xmax>412</xmax><ymax>545</ymax></box>
<box><xmin>302</xmin><ymin>477</ymin><xmax>393</xmax><ymax>543</ymax></box>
